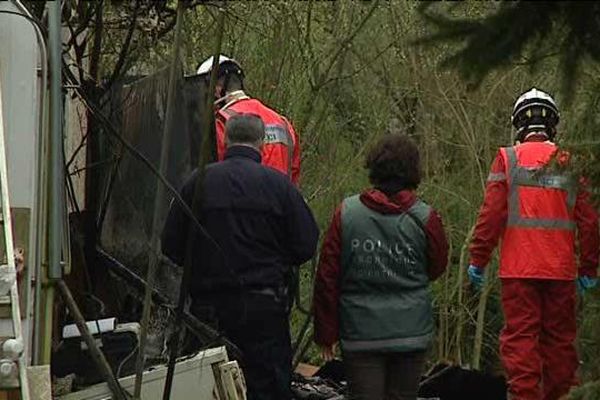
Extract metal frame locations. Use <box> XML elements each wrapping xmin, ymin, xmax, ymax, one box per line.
<box><xmin>0</xmin><ymin>64</ymin><xmax>30</xmax><ymax>400</ymax></box>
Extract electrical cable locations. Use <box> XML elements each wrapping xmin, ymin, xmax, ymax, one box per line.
<box><xmin>116</xmin><ymin>344</ymin><xmax>139</xmax><ymax>379</ymax></box>
<box><xmin>0</xmin><ymin>9</ymin><xmax>47</xmax><ymax>32</ymax></box>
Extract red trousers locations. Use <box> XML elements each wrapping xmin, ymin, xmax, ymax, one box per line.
<box><xmin>500</xmin><ymin>279</ymin><xmax>578</xmax><ymax>400</ymax></box>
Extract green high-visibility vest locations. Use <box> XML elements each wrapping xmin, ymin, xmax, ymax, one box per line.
<box><xmin>340</xmin><ymin>195</ymin><xmax>433</xmax><ymax>353</ymax></box>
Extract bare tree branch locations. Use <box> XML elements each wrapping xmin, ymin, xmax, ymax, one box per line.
<box><xmin>88</xmin><ymin>0</ymin><xmax>104</xmax><ymax>84</ymax></box>
<box><xmin>107</xmin><ymin>0</ymin><xmax>140</xmax><ymax>88</ymax></box>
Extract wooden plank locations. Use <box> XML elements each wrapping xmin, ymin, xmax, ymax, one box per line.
<box><xmin>295</xmin><ymin>363</ymin><xmax>319</xmax><ymax>378</ymax></box>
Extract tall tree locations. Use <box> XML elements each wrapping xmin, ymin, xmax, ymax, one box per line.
<box><xmin>417</xmin><ymin>2</ymin><xmax>600</xmax><ymax>101</ymax></box>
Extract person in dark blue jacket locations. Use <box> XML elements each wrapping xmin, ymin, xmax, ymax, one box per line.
<box><xmin>161</xmin><ymin>113</ymin><xmax>319</xmax><ymax>400</ymax></box>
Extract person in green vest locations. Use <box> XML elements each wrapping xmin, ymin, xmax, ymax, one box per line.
<box><xmin>313</xmin><ymin>134</ymin><xmax>449</xmax><ymax>400</ymax></box>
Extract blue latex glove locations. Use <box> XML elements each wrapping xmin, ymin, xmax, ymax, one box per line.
<box><xmin>467</xmin><ymin>265</ymin><xmax>485</xmax><ymax>290</ymax></box>
<box><xmin>577</xmin><ymin>276</ymin><xmax>598</xmax><ymax>295</ymax></box>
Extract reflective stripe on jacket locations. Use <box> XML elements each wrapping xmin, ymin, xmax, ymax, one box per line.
<box><xmin>215</xmin><ymin>97</ymin><xmax>301</xmax><ymax>184</ymax></box>
<box><xmin>471</xmin><ymin>140</ymin><xmax>600</xmax><ymax>280</ymax></box>
<box><xmin>499</xmin><ymin>142</ymin><xmax>577</xmax><ymax>279</ymax></box>
<box><xmin>339</xmin><ymin>195</ymin><xmax>433</xmax><ymax>352</ymax></box>
<box><xmin>313</xmin><ymin>189</ymin><xmax>449</xmax><ymax>348</ymax></box>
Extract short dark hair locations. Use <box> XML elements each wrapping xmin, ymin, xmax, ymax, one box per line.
<box><xmin>365</xmin><ymin>134</ymin><xmax>422</xmax><ymax>189</ymax></box>
<box><xmin>225</xmin><ymin>113</ymin><xmax>265</xmax><ymax>146</ymax></box>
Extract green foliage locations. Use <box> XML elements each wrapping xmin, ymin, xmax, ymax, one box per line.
<box><xmin>146</xmin><ymin>2</ymin><xmax>600</xmax><ymax>381</ymax></box>
<box><xmin>58</xmin><ymin>0</ymin><xmax>600</xmax><ymax>388</ymax></box>
<box><xmin>417</xmin><ymin>2</ymin><xmax>600</xmax><ymax>101</ymax></box>
<box><xmin>568</xmin><ymin>379</ymin><xmax>600</xmax><ymax>399</ymax></box>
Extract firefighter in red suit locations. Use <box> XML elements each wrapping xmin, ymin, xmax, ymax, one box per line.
<box><xmin>468</xmin><ymin>88</ymin><xmax>599</xmax><ymax>400</ymax></box>
<box><xmin>196</xmin><ymin>55</ymin><xmax>301</xmax><ymax>184</ymax></box>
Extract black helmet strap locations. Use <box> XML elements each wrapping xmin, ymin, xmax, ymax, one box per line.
<box><xmin>515</xmin><ymin>125</ymin><xmax>556</xmax><ymax>143</ymax></box>
<box><xmin>513</xmin><ymin>104</ymin><xmax>558</xmax><ymax>143</ymax></box>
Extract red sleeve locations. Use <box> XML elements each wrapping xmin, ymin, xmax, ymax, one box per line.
<box><xmin>425</xmin><ymin>209</ymin><xmax>449</xmax><ymax>281</ymax></box>
<box><xmin>215</xmin><ymin>114</ymin><xmax>227</xmax><ymax>161</ymax></box>
<box><xmin>286</xmin><ymin>119</ymin><xmax>301</xmax><ymax>186</ymax></box>
<box><xmin>469</xmin><ymin>150</ymin><xmax>508</xmax><ymax>269</ymax></box>
<box><xmin>313</xmin><ymin>205</ymin><xmax>342</xmax><ymax>346</ymax></box>
<box><xmin>574</xmin><ymin>181</ymin><xmax>600</xmax><ymax>277</ymax></box>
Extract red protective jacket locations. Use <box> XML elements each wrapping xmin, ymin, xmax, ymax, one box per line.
<box><xmin>313</xmin><ymin>189</ymin><xmax>449</xmax><ymax>346</ymax></box>
<box><xmin>470</xmin><ymin>139</ymin><xmax>600</xmax><ymax>279</ymax></box>
<box><xmin>215</xmin><ymin>93</ymin><xmax>300</xmax><ymax>184</ymax></box>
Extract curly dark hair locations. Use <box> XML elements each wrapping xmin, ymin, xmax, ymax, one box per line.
<box><xmin>365</xmin><ymin>134</ymin><xmax>422</xmax><ymax>190</ymax></box>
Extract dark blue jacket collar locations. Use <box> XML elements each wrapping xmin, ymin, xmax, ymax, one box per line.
<box><xmin>225</xmin><ymin>145</ymin><xmax>262</xmax><ymax>163</ymax></box>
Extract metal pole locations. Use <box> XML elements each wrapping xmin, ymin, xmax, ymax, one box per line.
<box><xmin>162</xmin><ymin>6</ymin><xmax>227</xmax><ymax>400</ymax></box>
<box><xmin>0</xmin><ymin>64</ymin><xmax>31</xmax><ymax>400</ymax></box>
<box><xmin>48</xmin><ymin>0</ymin><xmax>64</xmax><ymax>281</ymax></box>
<box><xmin>11</xmin><ymin>0</ymin><xmax>49</xmax><ymax>366</ymax></box>
<box><xmin>132</xmin><ymin>1</ymin><xmax>186</xmax><ymax>398</ymax></box>
<box><xmin>41</xmin><ymin>0</ymin><xmax>63</xmax><ymax>375</ymax></box>
<box><xmin>56</xmin><ymin>280</ymin><xmax>126</xmax><ymax>400</ymax></box>
<box><xmin>40</xmin><ymin>286</ymin><xmax>54</xmax><ymax>364</ymax></box>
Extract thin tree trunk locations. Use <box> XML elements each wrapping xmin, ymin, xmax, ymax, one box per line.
<box><xmin>455</xmin><ymin>225</ymin><xmax>474</xmax><ymax>365</ymax></box>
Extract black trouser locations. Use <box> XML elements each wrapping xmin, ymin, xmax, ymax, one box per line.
<box><xmin>191</xmin><ymin>292</ymin><xmax>292</xmax><ymax>400</ymax></box>
<box><xmin>343</xmin><ymin>350</ymin><xmax>426</xmax><ymax>400</ymax></box>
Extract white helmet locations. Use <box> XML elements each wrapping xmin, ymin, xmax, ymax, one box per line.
<box><xmin>196</xmin><ymin>54</ymin><xmax>243</xmax><ymax>77</ymax></box>
<box><xmin>511</xmin><ymin>88</ymin><xmax>559</xmax><ymax>138</ymax></box>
